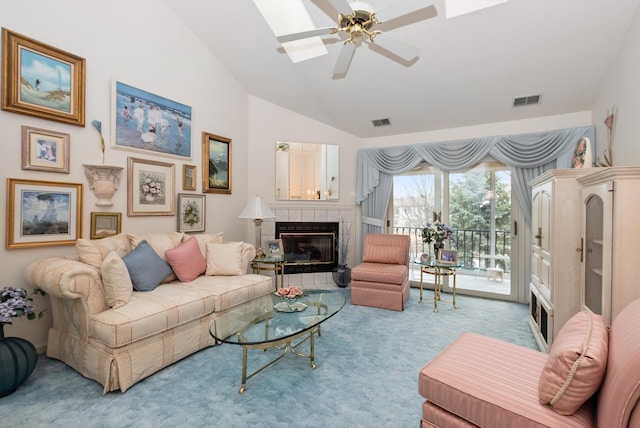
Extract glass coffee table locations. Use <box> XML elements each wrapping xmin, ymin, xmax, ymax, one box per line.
<box><xmin>209</xmin><ymin>290</ymin><xmax>345</xmax><ymax>394</ymax></box>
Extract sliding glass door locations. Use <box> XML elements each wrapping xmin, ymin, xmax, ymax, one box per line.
<box><xmin>392</xmin><ymin>160</ymin><xmax>519</xmax><ymax>301</ymax></box>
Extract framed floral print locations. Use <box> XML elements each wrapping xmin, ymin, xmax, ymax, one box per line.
<box><xmin>1</xmin><ymin>28</ymin><xmax>86</xmax><ymax>126</ymax></box>
<box><xmin>177</xmin><ymin>194</ymin><xmax>205</xmax><ymax>233</ymax></box>
<box><xmin>21</xmin><ymin>126</ymin><xmax>70</xmax><ymax>173</ymax></box>
<box><xmin>6</xmin><ymin>178</ymin><xmax>82</xmax><ymax>248</ymax></box>
<box><xmin>202</xmin><ymin>132</ymin><xmax>231</xmax><ymax>194</ymax></box>
<box><xmin>127</xmin><ymin>157</ymin><xmax>175</xmax><ymax>216</ymax></box>
<box><xmin>90</xmin><ymin>212</ymin><xmax>122</xmax><ymax>239</ymax></box>
<box><xmin>182</xmin><ymin>164</ymin><xmax>196</xmax><ymax>191</ymax></box>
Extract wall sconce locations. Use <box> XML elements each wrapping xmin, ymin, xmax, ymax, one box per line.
<box><xmin>83</xmin><ymin>164</ymin><xmax>123</xmax><ymax>206</ymax></box>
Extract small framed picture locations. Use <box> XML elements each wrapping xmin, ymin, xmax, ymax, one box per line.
<box><xmin>182</xmin><ymin>164</ymin><xmax>196</xmax><ymax>190</ymax></box>
<box><xmin>21</xmin><ymin>126</ymin><xmax>70</xmax><ymax>173</ymax></box>
<box><xmin>6</xmin><ymin>178</ymin><xmax>82</xmax><ymax>248</ymax></box>
<box><xmin>90</xmin><ymin>212</ymin><xmax>122</xmax><ymax>239</ymax></box>
<box><xmin>177</xmin><ymin>193</ymin><xmax>205</xmax><ymax>233</ymax></box>
<box><xmin>437</xmin><ymin>249</ymin><xmax>458</xmax><ymax>265</ymax></box>
<box><xmin>127</xmin><ymin>157</ymin><xmax>175</xmax><ymax>216</ymax></box>
<box><xmin>265</xmin><ymin>239</ymin><xmax>283</xmax><ymax>256</ymax></box>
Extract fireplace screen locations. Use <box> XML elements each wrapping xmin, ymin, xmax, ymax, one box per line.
<box><xmin>276</xmin><ymin>222</ymin><xmax>339</xmax><ymax>274</ymax></box>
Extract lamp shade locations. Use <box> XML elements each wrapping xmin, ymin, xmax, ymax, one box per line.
<box><xmin>239</xmin><ymin>195</ymin><xmax>275</xmax><ymax>220</ymax></box>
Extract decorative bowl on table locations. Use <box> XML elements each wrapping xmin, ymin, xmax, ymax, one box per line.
<box><xmin>274</xmin><ymin>286</ymin><xmax>306</xmax><ymax>312</ymax></box>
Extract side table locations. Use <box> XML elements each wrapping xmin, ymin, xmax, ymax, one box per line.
<box><xmin>251</xmin><ymin>256</ymin><xmax>286</xmax><ymax>291</ymax></box>
<box><xmin>415</xmin><ymin>260</ymin><xmax>460</xmax><ymax>312</ymax></box>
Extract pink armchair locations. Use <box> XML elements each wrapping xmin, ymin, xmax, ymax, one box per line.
<box><xmin>350</xmin><ymin>233</ymin><xmax>410</xmax><ymax>311</ymax></box>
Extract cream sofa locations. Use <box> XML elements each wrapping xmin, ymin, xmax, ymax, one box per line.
<box><xmin>25</xmin><ymin>232</ymin><xmax>273</xmax><ymax>394</ymax></box>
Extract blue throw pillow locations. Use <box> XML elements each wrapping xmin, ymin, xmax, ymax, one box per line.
<box><xmin>122</xmin><ymin>240</ymin><xmax>173</xmax><ymax>291</ymax></box>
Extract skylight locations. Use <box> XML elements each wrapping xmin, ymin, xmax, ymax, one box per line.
<box><xmin>445</xmin><ymin>0</ymin><xmax>508</xmax><ymax>19</ymax></box>
<box><xmin>253</xmin><ymin>0</ymin><xmax>328</xmax><ymax>63</ymax></box>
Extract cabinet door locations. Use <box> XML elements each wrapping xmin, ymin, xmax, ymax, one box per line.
<box><xmin>531</xmin><ymin>187</ymin><xmax>552</xmax><ymax>298</ymax></box>
<box><xmin>583</xmin><ymin>194</ymin><xmax>605</xmax><ymax>317</ymax></box>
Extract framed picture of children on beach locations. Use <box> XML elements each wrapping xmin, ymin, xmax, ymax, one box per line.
<box><xmin>112</xmin><ymin>80</ymin><xmax>192</xmax><ymax>160</ymax></box>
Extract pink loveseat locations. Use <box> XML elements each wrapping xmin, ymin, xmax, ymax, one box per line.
<box><xmin>418</xmin><ymin>298</ymin><xmax>640</xmax><ymax>427</ymax></box>
<box><xmin>350</xmin><ymin>233</ymin><xmax>410</xmax><ymax>311</ymax></box>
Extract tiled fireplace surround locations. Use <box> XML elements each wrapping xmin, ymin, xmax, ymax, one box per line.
<box><xmin>260</xmin><ymin>205</ymin><xmax>355</xmax><ymax>290</ymax></box>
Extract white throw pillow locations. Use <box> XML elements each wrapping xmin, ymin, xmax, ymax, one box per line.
<box><xmin>206</xmin><ymin>241</ymin><xmax>244</xmax><ymax>276</ymax></box>
<box><xmin>101</xmin><ymin>251</ymin><xmax>133</xmax><ymax>308</ymax></box>
<box><xmin>185</xmin><ymin>232</ymin><xmax>224</xmax><ymax>258</ymax></box>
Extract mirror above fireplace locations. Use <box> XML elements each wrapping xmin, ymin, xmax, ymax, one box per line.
<box><xmin>275</xmin><ymin>141</ymin><xmax>339</xmax><ymax>201</ymax></box>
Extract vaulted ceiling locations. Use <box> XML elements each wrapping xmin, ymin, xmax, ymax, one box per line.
<box><xmin>166</xmin><ymin>0</ymin><xmax>640</xmax><ymax>138</ymax></box>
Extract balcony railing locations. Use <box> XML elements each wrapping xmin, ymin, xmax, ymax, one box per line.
<box><xmin>393</xmin><ymin>226</ymin><xmax>511</xmax><ymax>273</ymax></box>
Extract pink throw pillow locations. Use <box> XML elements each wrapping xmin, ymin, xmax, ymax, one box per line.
<box><xmin>538</xmin><ymin>310</ymin><xmax>609</xmax><ymax>415</ymax></box>
<box><xmin>165</xmin><ymin>236</ymin><xmax>207</xmax><ymax>282</ymax></box>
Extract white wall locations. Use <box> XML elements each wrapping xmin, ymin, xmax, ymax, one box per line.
<box><xmin>0</xmin><ymin>0</ymin><xmax>250</xmax><ymax>349</ymax></box>
<box><xmin>592</xmin><ymin>5</ymin><xmax>640</xmax><ymax>166</ymax></box>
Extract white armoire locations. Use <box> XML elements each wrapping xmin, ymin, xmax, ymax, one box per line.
<box><xmin>577</xmin><ymin>167</ymin><xmax>640</xmax><ymax>325</ymax></box>
<box><xmin>528</xmin><ymin>169</ymin><xmax>592</xmax><ymax>352</ymax></box>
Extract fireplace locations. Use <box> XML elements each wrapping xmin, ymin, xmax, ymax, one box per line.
<box><xmin>276</xmin><ymin>222</ymin><xmax>339</xmax><ymax>274</ymax></box>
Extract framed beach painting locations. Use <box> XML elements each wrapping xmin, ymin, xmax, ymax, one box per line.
<box><xmin>90</xmin><ymin>212</ymin><xmax>122</xmax><ymax>239</ymax></box>
<box><xmin>202</xmin><ymin>132</ymin><xmax>232</xmax><ymax>194</ymax></box>
<box><xmin>1</xmin><ymin>28</ymin><xmax>86</xmax><ymax>126</ymax></box>
<box><xmin>177</xmin><ymin>194</ymin><xmax>205</xmax><ymax>233</ymax></box>
<box><xmin>6</xmin><ymin>178</ymin><xmax>82</xmax><ymax>249</ymax></box>
<box><xmin>112</xmin><ymin>80</ymin><xmax>192</xmax><ymax>159</ymax></box>
<box><xmin>127</xmin><ymin>157</ymin><xmax>175</xmax><ymax>216</ymax></box>
<box><xmin>21</xmin><ymin>126</ymin><xmax>70</xmax><ymax>173</ymax></box>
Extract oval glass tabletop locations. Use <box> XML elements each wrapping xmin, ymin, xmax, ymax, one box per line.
<box><xmin>210</xmin><ymin>290</ymin><xmax>346</xmax><ymax>345</ymax></box>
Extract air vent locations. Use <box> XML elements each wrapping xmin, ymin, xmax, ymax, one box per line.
<box><xmin>513</xmin><ymin>95</ymin><xmax>541</xmax><ymax>107</ymax></box>
<box><xmin>372</xmin><ymin>118</ymin><xmax>391</xmax><ymax>127</ymax></box>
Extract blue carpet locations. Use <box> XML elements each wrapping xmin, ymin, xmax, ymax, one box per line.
<box><xmin>0</xmin><ymin>288</ymin><xmax>537</xmax><ymax>427</ymax></box>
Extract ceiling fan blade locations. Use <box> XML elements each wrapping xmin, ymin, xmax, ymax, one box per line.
<box><xmin>333</xmin><ymin>42</ymin><xmax>356</xmax><ymax>75</ymax></box>
<box><xmin>375</xmin><ymin>1</ymin><xmax>437</xmax><ymax>22</ymax></box>
<box><xmin>372</xmin><ymin>33</ymin><xmax>420</xmax><ymax>61</ymax></box>
<box><xmin>277</xmin><ymin>27</ymin><xmax>335</xmax><ymax>43</ymax></box>
<box><xmin>328</xmin><ymin>0</ymin><xmax>354</xmax><ymax>16</ymax></box>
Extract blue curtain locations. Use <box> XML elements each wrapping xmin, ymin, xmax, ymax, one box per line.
<box><xmin>356</xmin><ymin>126</ymin><xmax>595</xmax><ymax>234</ymax></box>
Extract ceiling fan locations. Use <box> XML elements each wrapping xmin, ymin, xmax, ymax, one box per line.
<box><xmin>276</xmin><ymin>0</ymin><xmax>437</xmax><ymax>75</ymax></box>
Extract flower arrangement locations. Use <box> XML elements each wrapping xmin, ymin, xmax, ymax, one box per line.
<box><xmin>182</xmin><ymin>200</ymin><xmax>200</xmax><ymax>226</ymax></box>
<box><xmin>275</xmin><ymin>286</ymin><xmax>304</xmax><ymax>300</ymax></box>
<box><xmin>140</xmin><ymin>174</ymin><xmax>163</xmax><ymax>201</ymax></box>
<box><xmin>0</xmin><ymin>287</ymin><xmax>46</xmax><ymax>324</ymax></box>
<box><xmin>91</xmin><ymin>120</ymin><xmax>105</xmax><ymax>164</ymax></box>
<box><xmin>421</xmin><ymin>220</ymin><xmax>455</xmax><ymax>244</ymax></box>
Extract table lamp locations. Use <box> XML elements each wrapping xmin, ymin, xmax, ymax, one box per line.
<box><xmin>239</xmin><ymin>195</ymin><xmax>275</xmax><ymax>249</ymax></box>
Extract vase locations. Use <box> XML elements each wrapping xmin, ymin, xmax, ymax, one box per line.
<box><xmin>0</xmin><ymin>324</ymin><xmax>38</xmax><ymax>397</ymax></box>
<box><xmin>83</xmin><ymin>165</ymin><xmax>123</xmax><ymax>207</ymax></box>
<box><xmin>433</xmin><ymin>242</ymin><xmax>445</xmax><ymax>260</ymax></box>
<box><xmin>332</xmin><ymin>264</ymin><xmax>352</xmax><ymax>288</ymax></box>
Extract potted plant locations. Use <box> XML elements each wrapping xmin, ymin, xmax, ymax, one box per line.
<box><xmin>0</xmin><ymin>286</ymin><xmax>45</xmax><ymax>397</ymax></box>
<box><xmin>332</xmin><ymin>220</ymin><xmax>352</xmax><ymax>287</ymax></box>
<box><xmin>421</xmin><ymin>212</ymin><xmax>455</xmax><ymax>259</ymax></box>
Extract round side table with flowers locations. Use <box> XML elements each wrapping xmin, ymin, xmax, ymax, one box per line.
<box><xmin>0</xmin><ymin>286</ymin><xmax>46</xmax><ymax>397</ymax></box>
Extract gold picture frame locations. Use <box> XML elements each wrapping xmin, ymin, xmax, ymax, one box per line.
<box><xmin>21</xmin><ymin>126</ymin><xmax>70</xmax><ymax>173</ymax></box>
<box><xmin>1</xmin><ymin>28</ymin><xmax>86</xmax><ymax>126</ymax></box>
<box><xmin>127</xmin><ymin>157</ymin><xmax>175</xmax><ymax>216</ymax></box>
<box><xmin>6</xmin><ymin>178</ymin><xmax>82</xmax><ymax>249</ymax></box>
<box><xmin>90</xmin><ymin>212</ymin><xmax>122</xmax><ymax>239</ymax></box>
<box><xmin>202</xmin><ymin>132</ymin><xmax>232</xmax><ymax>194</ymax></box>
<box><xmin>182</xmin><ymin>164</ymin><xmax>196</xmax><ymax>191</ymax></box>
